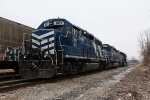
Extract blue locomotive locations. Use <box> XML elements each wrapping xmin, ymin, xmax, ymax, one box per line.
<box><xmin>102</xmin><ymin>44</ymin><xmax>127</xmax><ymax>68</ymax></box>
<box><xmin>19</xmin><ymin>18</ymin><xmax>127</xmax><ymax>79</ymax></box>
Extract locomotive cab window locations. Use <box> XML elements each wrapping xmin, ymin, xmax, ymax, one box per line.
<box><xmin>43</xmin><ymin>20</ymin><xmax>65</xmax><ymax>32</ymax></box>
<box><xmin>45</xmin><ymin>26</ymin><xmax>64</xmax><ymax>31</ymax></box>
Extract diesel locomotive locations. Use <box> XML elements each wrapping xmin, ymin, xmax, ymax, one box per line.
<box><xmin>19</xmin><ymin>18</ymin><xmax>127</xmax><ymax>79</ymax></box>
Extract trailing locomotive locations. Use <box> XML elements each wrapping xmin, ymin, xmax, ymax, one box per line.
<box><xmin>102</xmin><ymin>44</ymin><xmax>127</xmax><ymax>68</ymax></box>
<box><xmin>19</xmin><ymin>18</ymin><xmax>127</xmax><ymax>79</ymax></box>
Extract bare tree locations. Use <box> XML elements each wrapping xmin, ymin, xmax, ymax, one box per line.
<box><xmin>139</xmin><ymin>28</ymin><xmax>150</xmax><ymax>65</ymax></box>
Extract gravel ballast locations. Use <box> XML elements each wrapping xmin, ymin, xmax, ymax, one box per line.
<box><xmin>0</xmin><ymin>64</ymin><xmax>138</xmax><ymax>100</ymax></box>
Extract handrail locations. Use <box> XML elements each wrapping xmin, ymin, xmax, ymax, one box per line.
<box><xmin>58</xmin><ymin>31</ymin><xmax>72</xmax><ymax>64</ymax></box>
<box><xmin>18</xmin><ymin>33</ymin><xmax>32</xmax><ymax>65</ymax></box>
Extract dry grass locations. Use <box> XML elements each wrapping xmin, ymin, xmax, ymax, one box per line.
<box><xmin>139</xmin><ymin>29</ymin><xmax>150</xmax><ymax>65</ymax></box>
<box><xmin>105</xmin><ymin>64</ymin><xmax>150</xmax><ymax>100</ymax></box>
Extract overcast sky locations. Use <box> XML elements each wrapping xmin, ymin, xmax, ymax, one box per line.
<box><xmin>1</xmin><ymin>0</ymin><xmax>150</xmax><ymax>59</ymax></box>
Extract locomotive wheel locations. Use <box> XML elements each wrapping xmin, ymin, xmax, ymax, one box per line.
<box><xmin>79</xmin><ymin>62</ymin><xmax>86</xmax><ymax>73</ymax></box>
<box><xmin>19</xmin><ymin>61</ymin><xmax>31</xmax><ymax>78</ymax></box>
<box><xmin>99</xmin><ymin>61</ymin><xmax>105</xmax><ymax>71</ymax></box>
<box><xmin>71</xmin><ymin>64</ymin><xmax>77</xmax><ymax>74</ymax></box>
<box><xmin>64</xmin><ymin>60</ymin><xmax>81</xmax><ymax>75</ymax></box>
<box><xmin>63</xmin><ymin>61</ymin><xmax>72</xmax><ymax>75</ymax></box>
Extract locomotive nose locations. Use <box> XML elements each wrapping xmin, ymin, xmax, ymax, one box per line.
<box><xmin>32</xmin><ymin>30</ymin><xmax>55</xmax><ymax>55</ymax></box>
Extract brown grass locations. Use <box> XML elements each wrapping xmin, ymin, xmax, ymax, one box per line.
<box><xmin>105</xmin><ymin>64</ymin><xmax>150</xmax><ymax>100</ymax></box>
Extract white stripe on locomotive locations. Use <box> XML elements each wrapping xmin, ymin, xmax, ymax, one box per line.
<box><xmin>32</xmin><ymin>31</ymin><xmax>55</xmax><ymax>54</ymax></box>
<box><xmin>92</xmin><ymin>42</ymin><xmax>97</xmax><ymax>56</ymax></box>
<box><xmin>32</xmin><ymin>37</ymin><xmax>54</xmax><ymax>45</ymax></box>
<box><xmin>98</xmin><ymin>45</ymin><xmax>102</xmax><ymax>57</ymax></box>
<box><xmin>42</xmin><ymin>43</ymin><xmax>54</xmax><ymax>49</ymax></box>
<box><xmin>45</xmin><ymin>49</ymin><xmax>54</xmax><ymax>54</ymax></box>
<box><xmin>32</xmin><ymin>31</ymin><xmax>54</xmax><ymax>39</ymax></box>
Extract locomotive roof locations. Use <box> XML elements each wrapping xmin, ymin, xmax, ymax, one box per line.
<box><xmin>120</xmin><ymin>52</ymin><xmax>127</xmax><ymax>56</ymax></box>
<box><xmin>38</xmin><ymin>18</ymin><xmax>83</xmax><ymax>30</ymax></box>
<box><xmin>38</xmin><ymin>18</ymin><xmax>101</xmax><ymax>42</ymax></box>
<box><xmin>38</xmin><ymin>18</ymin><xmax>94</xmax><ymax>33</ymax></box>
<box><xmin>95</xmin><ymin>37</ymin><xmax>102</xmax><ymax>46</ymax></box>
<box><xmin>103</xmin><ymin>44</ymin><xmax>116</xmax><ymax>50</ymax></box>
<box><xmin>103</xmin><ymin>44</ymin><xmax>126</xmax><ymax>55</ymax></box>
<box><xmin>102</xmin><ymin>44</ymin><xmax>112</xmax><ymax>48</ymax></box>
<box><xmin>103</xmin><ymin>44</ymin><xmax>117</xmax><ymax>51</ymax></box>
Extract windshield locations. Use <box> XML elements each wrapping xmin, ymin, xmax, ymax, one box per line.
<box><xmin>45</xmin><ymin>26</ymin><xmax>64</xmax><ymax>31</ymax></box>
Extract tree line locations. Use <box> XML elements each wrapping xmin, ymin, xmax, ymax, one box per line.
<box><xmin>139</xmin><ymin>28</ymin><xmax>150</xmax><ymax>65</ymax></box>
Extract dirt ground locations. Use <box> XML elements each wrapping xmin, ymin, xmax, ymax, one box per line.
<box><xmin>104</xmin><ymin>64</ymin><xmax>150</xmax><ymax>100</ymax></box>
<box><xmin>83</xmin><ymin>64</ymin><xmax>150</xmax><ymax>100</ymax></box>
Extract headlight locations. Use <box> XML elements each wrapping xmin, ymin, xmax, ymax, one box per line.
<box><xmin>44</xmin><ymin>54</ymin><xmax>47</xmax><ymax>58</ymax></box>
<box><xmin>24</xmin><ymin>55</ymin><xmax>26</xmax><ymax>59</ymax></box>
<box><xmin>53</xmin><ymin>21</ymin><xmax>64</xmax><ymax>25</ymax></box>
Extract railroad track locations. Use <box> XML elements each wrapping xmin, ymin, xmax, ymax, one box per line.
<box><xmin>0</xmin><ymin>72</ymin><xmax>16</xmax><ymax>77</ymax></box>
<box><xmin>0</xmin><ymin>64</ymin><xmax>132</xmax><ymax>93</ymax></box>
<box><xmin>0</xmin><ymin>70</ymin><xmax>103</xmax><ymax>93</ymax></box>
<box><xmin>0</xmin><ymin>78</ymin><xmax>43</xmax><ymax>93</ymax></box>
<box><xmin>0</xmin><ymin>72</ymin><xmax>30</xmax><ymax>92</ymax></box>
<box><xmin>0</xmin><ymin>72</ymin><xmax>20</xmax><ymax>82</ymax></box>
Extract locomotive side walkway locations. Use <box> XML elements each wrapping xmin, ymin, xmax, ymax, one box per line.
<box><xmin>0</xmin><ymin>63</ymin><xmax>147</xmax><ymax>100</ymax></box>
